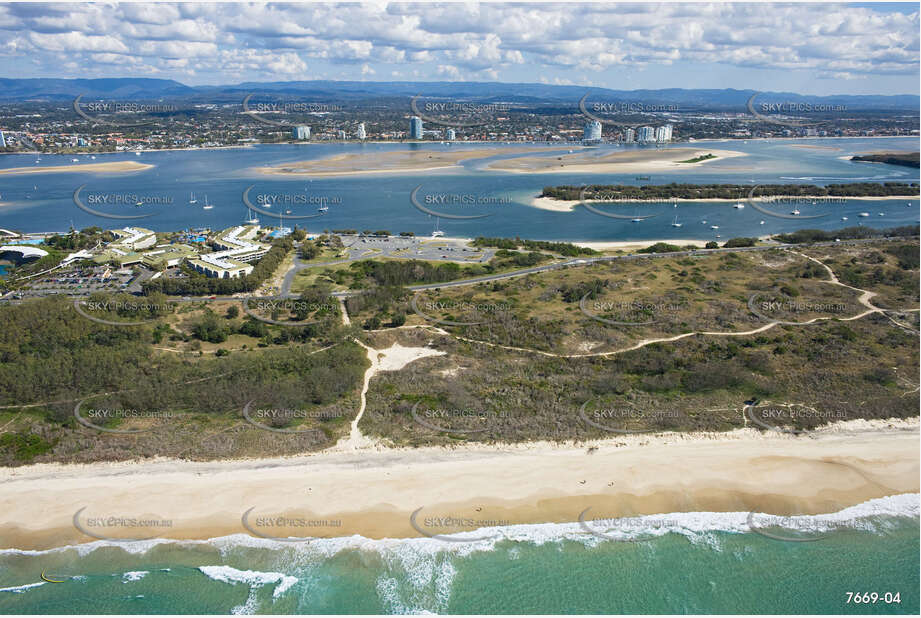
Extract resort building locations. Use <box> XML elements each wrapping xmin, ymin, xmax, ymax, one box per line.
<box><xmin>110</xmin><ymin>227</ymin><xmax>157</xmax><ymax>251</ymax></box>
<box><xmin>292</xmin><ymin>126</ymin><xmax>310</xmax><ymax>140</ymax></box>
<box><xmin>355</xmin><ymin>123</ymin><xmax>366</xmax><ymax>140</ymax></box>
<box><xmin>187</xmin><ymin>225</ymin><xmax>269</xmax><ymax>279</ymax></box>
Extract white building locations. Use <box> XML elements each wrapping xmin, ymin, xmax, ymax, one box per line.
<box><xmin>624</xmin><ymin>128</ymin><xmax>636</xmax><ymax>143</ymax></box>
<box><xmin>583</xmin><ymin>120</ymin><xmax>602</xmax><ymax>142</ymax></box>
<box><xmin>0</xmin><ymin>130</ymin><xmax>6</xmax><ymax>148</ymax></box>
<box><xmin>637</xmin><ymin>126</ymin><xmax>656</xmax><ymax>142</ymax></box>
<box><xmin>655</xmin><ymin>125</ymin><xmax>673</xmax><ymax>143</ymax></box>
<box><xmin>292</xmin><ymin>126</ymin><xmax>310</xmax><ymax>140</ymax></box>
<box><xmin>355</xmin><ymin>123</ymin><xmax>366</xmax><ymax>140</ymax></box>
<box><xmin>410</xmin><ymin>116</ymin><xmax>423</xmax><ymax>139</ymax></box>
<box><xmin>188</xmin><ymin>225</ymin><xmax>269</xmax><ymax>279</ymax></box>
<box><xmin>446</xmin><ymin>128</ymin><xmax>456</xmax><ymax>141</ymax></box>
<box><xmin>111</xmin><ymin>227</ymin><xmax>157</xmax><ymax>251</ymax></box>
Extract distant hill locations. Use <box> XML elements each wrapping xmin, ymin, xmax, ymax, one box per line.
<box><xmin>0</xmin><ymin>77</ymin><xmax>916</xmax><ymax>110</ymax></box>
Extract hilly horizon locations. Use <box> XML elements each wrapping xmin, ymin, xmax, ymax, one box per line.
<box><xmin>0</xmin><ymin>77</ymin><xmax>917</xmax><ymax>109</ymax></box>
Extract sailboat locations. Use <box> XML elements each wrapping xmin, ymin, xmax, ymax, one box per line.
<box><xmin>317</xmin><ymin>205</ymin><xmax>329</xmax><ymax>213</ymax></box>
<box><xmin>733</xmin><ymin>202</ymin><xmax>745</xmax><ymax>209</ymax></box>
<box><xmin>189</xmin><ymin>192</ymin><xmax>197</xmax><ymax>205</ymax></box>
<box><xmin>244</xmin><ymin>208</ymin><xmax>259</xmax><ymax>225</ymax></box>
<box><xmin>671</xmin><ymin>215</ymin><xmax>682</xmax><ymax>228</ymax></box>
<box><xmin>790</xmin><ymin>209</ymin><xmax>800</xmax><ymax>215</ymax></box>
<box><xmin>203</xmin><ymin>194</ymin><xmax>213</xmax><ymax>210</ymax></box>
<box><xmin>431</xmin><ymin>217</ymin><xmax>444</xmax><ymax>238</ymax></box>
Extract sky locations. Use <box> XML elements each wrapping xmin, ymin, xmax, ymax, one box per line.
<box><xmin>0</xmin><ymin>2</ymin><xmax>918</xmax><ymax>95</ymax></box>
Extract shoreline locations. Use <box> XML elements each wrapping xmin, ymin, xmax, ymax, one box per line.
<box><xmin>1</xmin><ymin>417</ymin><xmax>917</xmax><ymax>551</ymax></box>
<box><xmin>532</xmin><ymin>194</ymin><xmax>920</xmax><ymax>212</ymax></box>
<box><xmin>0</xmin><ymin>161</ymin><xmax>153</xmax><ymax>175</ymax></box>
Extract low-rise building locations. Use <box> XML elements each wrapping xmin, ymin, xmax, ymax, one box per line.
<box><xmin>187</xmin><ymin>225</ymin><xmax>269</xmax><ymax>278</ymax></box>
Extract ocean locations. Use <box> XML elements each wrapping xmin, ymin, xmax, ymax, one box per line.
<box><xmin>0</xmin><ymin>137</ymin><xmax>918</xmax><ymax>242</ymax></box>
<box><xmin>1</xmin><ymin>495</ymin><xmax>917</xmax><ymax>614</ymax></box>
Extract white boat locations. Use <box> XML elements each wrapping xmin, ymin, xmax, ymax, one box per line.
<box><xmin>710</xmin><ymin>225</ymin><xmax>719</xmax><ymax>230</ymax></box>
<box><xmin>189</xmin><ymin>192</ymin><xmax>197</xmax><ymax>204</ymax></box>
<box><xmin>791</xmin><ymin>209</ymin><xmax>800</xmax><ymax>215</ymax></box>
<box><xmin>71</xmin><ymin>158</ymin><xmax>79</xmax><ymax>162</ymax></box>
<box><xmin>701</xmin><ymin>220</ymin><xmax>707</xmax><ymax>224</ymax></box>
<box><xmin>858</xmin><ymin>212</ymin><xmax>870</xmax><ymax>217</ymax></box>
<box><xmin>203</xmin><ymin>195</ymin><xmax>213</xmax><ymax>210</ymax></box>
<box><xmin>431</xmin><ymin>217</ymin><xmax>444</xmax><ymax>238</ymax></box>
<box><xmin>135</xmin><ymin>200</ymin><xmax>143</xmax><ymax>207</ymax></box>
<box><xmin>759</xmin><ymin>220</ymin><xmax>765</xmax><ymax>225</ymax></box>
<box><xmin>135</xmin><ymin>151</ymin><xmax>141</xmax><ymax>156</ymax></box>
<box><xmin>90</xmin><ymin>155</ymin><xmax>96</xmax><ymax>160</ymax></box>
<box><xmin>318</xmin><ymin>205</ymin><xmax>329</xmax><ymax>213</ymax></box>
<box><xmin>878</xmin><ymin>212</ymin><xmax>885</xmax><ymax>216</ymax></box>
<box><xmin>715</xmin><ymin>234</ymin><xmax>721</xmax><ymax>238</ymax></box>
<box><xmin>671</xmin><ymin>215</ymin><xmax>682</xmax><ymax>228</ymax></box>
<box><xmin>841</xmin><ymin>217</ymin><xmax>848</xmax><ymax>221</ymax></box>
<box><xmin>244</xmin><ymin>208</ymin><xmax>259</xmax><ymax>225</ymax></box>
<box><xmin>733</xmin><ymin>203</ymin><xmax>745</xmax><ymax>209</ymax></box>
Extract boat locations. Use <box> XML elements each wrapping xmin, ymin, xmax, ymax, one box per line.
<box><xmin>791</xmin><ymin>209</ymin><xmax>800</xmax><ymax>215</ymax></box>
<box><xmin>878</xmin><ymin>212</ymin><xmax>885</xmax><ymax>216</ymax></box>
<box><xmin>715</xmin><ymin>234</ymin><xmax>721</xmax><ymax>238</ymax></box>
<box><xmin>71</xmin><ymin>158</ymin><xmax>79</xmax><ymax>162</ymax></box>
<box><xmin>202</xmin><ymin>195</ymin><xmax>213</xmax><ymax>210</ymax></box>
<box><xmin>842</xmin><ymin>217</ymin><xmax>848</xmax><ymax>221</ymax></box>
<box><xmin>733</xmin><ymin>203</ymin><xmax>745</xmax><ymax>209</ymax></box>
<box><xmin>135</xmin><ymin>151</ymin><xmax>141</xmax><ymax>156</ymax></box>
<box><xmin>710</xmin><ymin>225</ymin><xmax>719</xmax><ymax>230</ymax></box>
<box><xmin>431</xmin><ymin>217</ymin><xmax>445</xmax><ymax>238</ymax></box>
<box><xmin>244</xmin><ymin>208</ymin><xmax>259</xmax><ymax>225</ymax></box>
<box><xmin>701</xmin><ymin>220</ymin><xmax>707</xmax><ymax>224</ymax></box>
<box><xmin>318</xmin><ymin>205</ymin><xmax>329</xmax><ymax>213</ymax></box>
<box><xmin>189</xmin><ymin>192</ymin><xmax>197</xmax><ymax>204</ymax></box>
<box><xmin>285</xmin><ymin>209</ymin><xmax>292</xmax><ymax>215</ymax></box>
<box><xmin>90</xmin><ymin>155</ymin><xmax>96</xmax><ymax>160</ymax></box>
<box><xmin>858</xmin><ymin>212</ymin><xmax>870</xmax><ymax>217</ymax></box>
<box><xmin>135</xmin><ymin>200</ymin><xmax>143</xmax><ymax>207</ymax></box>
<box><xmin>671</xmin><ymin>215</ymin><xmax>682</xmax><ymax>228</ymax></box>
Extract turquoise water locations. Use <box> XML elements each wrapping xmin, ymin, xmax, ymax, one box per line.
<box><xmin>0</xmin><ymin>137</ymin><xmax>917</xmax><ymax>241</ymax></box>
<box><xmin>1</xmin><ymin>496</ymin><xmax>917</xmax><ymax>614</ymax></box>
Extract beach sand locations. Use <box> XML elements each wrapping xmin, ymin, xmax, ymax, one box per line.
<box><xmin>0</xmin><ymin>418</ymin><xmax>916</xmax><ymax>550</ymax></box>
<box><xmin>488</xmin><ymin>148</ymin><xmax>747</xmax><ymax>174</ymax></box>
<box><xmin>253</xmin><ymin>146</ymin><xmax>578</xmax><ymax>177</ymax></box>
<box><xmin>0</xmin><ymin>161</ymin><xmax>153</xmax><ymax>176</ymax></box>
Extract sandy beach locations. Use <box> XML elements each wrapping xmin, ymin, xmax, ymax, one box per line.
<box><xmin>488</xmin><ymin>148</ymin><xmax>746</xmax><ymax>174</ymax></box>
<box><xmin>532</xmin><ymin>193</ymin><xmax>919</xmax><ymax>212</ymax></box>
<box><xmin>0</xmin><ymin>161</ymin><xmax>153</xmax><ymax>176</ymax></box>
<box><xmin>0</xmin><ymin>418</ymin><xmax>916</xmax><ymax>550</ymax></box>
<box><xmin>253</xmin><ymin>146</ymin><xmax>575</xmax><ymax>177</ymax></box>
